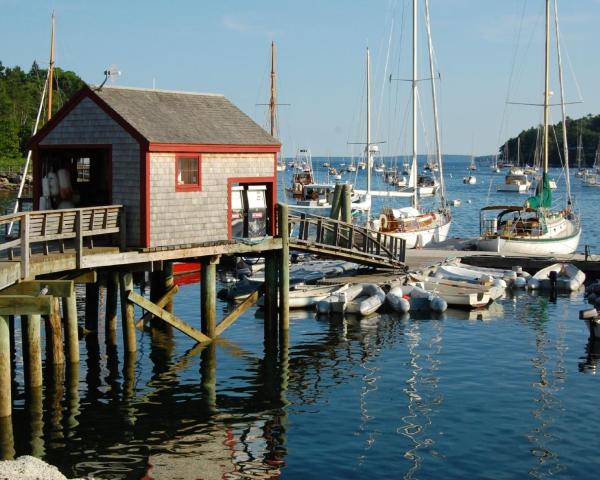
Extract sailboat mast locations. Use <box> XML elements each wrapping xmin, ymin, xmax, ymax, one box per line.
<box><xmin>366</xmin><ymin>47</ymin><xmax>372</xmax><ymax>196</ymax></box>
<box><xmin>543</xmin><ymin>0</ymin><xmax>550</xmax><ymax>177</ymax></box>
<box><xmin>411</xmin><ymin>0</ymin><xmax>419</xmax><ymax>209</ymax></box>
<box><xmin>553</xmin><ymin>0</ymin><xmax>571</xmax><ymax>203</ymax></box>
<box><xmin>517</xmin><ymin>136</ymin><xmax>520</xmax><ymax>166</ymax></box>
<box><xmin>47</xmin><ymin>12</ymin><xmax>55</xmax><ymax>121</ymax></box>
<box><xmin>424</xmin><ymin>0</ymin><xmax>445</xmax><ymax>207</ymax></box>
<box><xmin>269</xmin><ymin>41</ymin><xmax>277</xmax><ymax>138</ymax></box>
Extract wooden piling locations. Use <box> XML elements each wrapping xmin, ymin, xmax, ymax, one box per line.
<box><xmin>0</xmin><ymin>416</ymin><xmax>14</xmax><ymax>460</ymax></box>
<box><xmin>278</xmin><ymin>204</ymin><xmax>290</xmax><ymax>331</ymax></box>
<box><xmin>341</xmin><ymin>184</ymin><xmax>352</xmax><ymax>224</ymax></box>
<box><xmin>85</xmin><ymin>283</ymin><xmax>99</xmax><ymax>332</ymax></box>
<box><xmin>46</xmin><ymin>363</ymin><xmax>65</xmax><ymax>442</ymax></box>
<box><xmin>201</xmin><ymin>256</ymin><xmax>219</xmax><ymax>338</ymax></box>
<box><xmin>46</xmin><ymin>297</ymin><xmax>64</xmax><ymax>365</ymax></box>
<box><xmin>264</xmin><ymin>251</ymin><xmax>278</xmax><ymax>339</ymax></box>
<box><xmin>119</xmin><ymin>272</ymin><xmax>137</xmax><ymax>353</ymax></box>
<box><xmin>0</xmin><ymin>315</ymin><xmax>11</xmax><ymax>417</ymax></box>
<box><xmin>22</xmin><ymin>315</ymin><xmax>42</xmax><ymax>388</ymax></box>
<box><xmin>105</xmin><ymin>271</ymin><xmax>119</xmax><ymax>334</ymax></box>
<box><xmin>329</xmin><ymin>184</ymin><xmax>343</xmax><ymax>220</ymax></box>
<box><xmin>164</xmin><ymin>262</ymin><xmax>174</xmax><ymax>314</ymax></box>
<box><xmin>63</xmin><ymin>294</ymin><xmax>79</xmax><ymax>364</ymax></box>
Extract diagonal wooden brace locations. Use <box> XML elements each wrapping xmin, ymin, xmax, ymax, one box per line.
<box><xmin>127</xmin><ymin>290</ymin><xmax>211</xmax><ymax>344</ymax></box>
<box><xmin>135</xmin><ymin>285</ymin><xmax>179</xmax><ymax>329</ymax></box>
<box><xmin>215</xmin><ymin>284</ymin><xmax>264</xmax><ymax>337</ymax></box>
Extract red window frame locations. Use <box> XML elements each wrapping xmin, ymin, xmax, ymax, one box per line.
<box><xmin>175</xmin><ymin>154</ymin><xmax>202</xmax><ymax>192</ymax></box>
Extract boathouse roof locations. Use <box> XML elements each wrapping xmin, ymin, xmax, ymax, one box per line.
<box><xmin>31</xmin><ymin>85</ymin><xmax>280</xmax><ymax>147</ymax></box>
<box><xmin>93</xmin><ymin>85</ymin><xmax>279</xmax><ymax>145</ymax></box>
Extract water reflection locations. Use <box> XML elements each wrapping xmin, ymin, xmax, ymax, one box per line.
<box><xmin>526</xmin><ymin>294</ymin><xmax>567</xmax><ymax>478</ymax></box>
<box><xmin>579</xmin><ymin>339</ymin><xmax>600</xmax><ymax>374</ymax></box>
<box><xmin>399</xmin><ymin>318</ymin><xmax>444</xmax><ymax>480</ymax></box>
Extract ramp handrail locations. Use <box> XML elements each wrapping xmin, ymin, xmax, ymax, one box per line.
<box><xmin>287</xmin><ymin>210</ymin><xmax>406</xmax><ymax>267</ymax></box>
<box><xmin>0</xmin><ymin>205</ymin><xmax>126</xmax><ymax>279</ymax></box>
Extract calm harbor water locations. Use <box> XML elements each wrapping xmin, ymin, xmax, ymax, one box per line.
<box><xmin>3</xmin><ymin>158</ymin><xmax>600</xmax><ymax>479</ymax></box>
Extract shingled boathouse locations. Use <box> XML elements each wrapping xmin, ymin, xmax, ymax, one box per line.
<box><xmin>0</xmin><ymin>84</ymin><xmax>291</xmax><ymax>419</ymax></box>
<box><xmin>29</xmin><ymin>85</ymin><xmax>281</xmax><ymax>248</ymax></box>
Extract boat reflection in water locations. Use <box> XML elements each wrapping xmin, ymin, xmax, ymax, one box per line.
<box><xmin>525</xmin><ymin>295</ymin><xmax>567</xmax><ymax>478</ymax></box>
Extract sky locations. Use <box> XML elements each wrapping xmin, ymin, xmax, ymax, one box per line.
<box><xmin>1</xmin><ymin>0</ymin><xmax>599</xmax><ymax>156</ymax></box>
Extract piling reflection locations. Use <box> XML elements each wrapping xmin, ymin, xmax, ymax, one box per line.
<box><xmin>44</xmin><ymin>364</ymin><xmax>65</xmax><ymax>447</ymax></box>
<box><xmin>25</xmin><ymin>385</ymin><xmax>44</xmax><ymax>458</ymax></box>
<box><xmin>578</xmin><ymin>339</ymin><xmax>600</xmax><ymax>373</ymax></box>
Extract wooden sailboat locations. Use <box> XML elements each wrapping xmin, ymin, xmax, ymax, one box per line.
<box><xmin>478</xmin><ymin>0</ymin><xmax>581</xmax><ymax>255</ymax></box>
<box><xmin>371</xmin><ymin>0</ymin><xmax>451</xmax><ymax>248</ymax></box>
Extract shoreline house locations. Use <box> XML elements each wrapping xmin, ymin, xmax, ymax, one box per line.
<box><xmin>29</xmin><ymin>85</ymin><xmax>281</xmax><ymax>248</ymax></box>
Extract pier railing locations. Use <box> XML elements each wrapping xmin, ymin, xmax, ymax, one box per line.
<box><xmin>287</xmin><ymin>210</ymin><xmax>406</xmax><ymax>269</ymax></box>
<box><xmin>0</xmin><ymin>205</ymin><xmax>125</xmax><ymax>279</ymax></box>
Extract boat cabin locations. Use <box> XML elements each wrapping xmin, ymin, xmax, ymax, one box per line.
<box><xmin>29</xmin><ymin>85</ymin><xmax>280</xmax><ymax>248</ymax></box>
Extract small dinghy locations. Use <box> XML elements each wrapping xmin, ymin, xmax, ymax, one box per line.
<box><xmin>318</xmin><ymin>283</ymin><xmax>385</xmax><ymax>316</ymax></box>
<box><xmin>530</xmin><ymin>263</ymin><xmax>585</xmax><ymax>291</ymax></box>
<box><xmin>387</xmin><ymin>285</ymin><xmax>447</xmax><ymax>313</ymax></box>
<box><xmin>257</xmin><ymin>283</ymin><xmax>349</xmax><ymax>309</ymax></box>
<box><xmin>410</xmin><ymin>275</ymin><xmax>495</xmax><ymax>308</ymax></box>
<box><xmin>433</xmin><ymin>263</ymin><xmax>514</xmax><ymax>287</ymax></box>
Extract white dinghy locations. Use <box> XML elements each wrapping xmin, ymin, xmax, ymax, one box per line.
<box><xmin>529</xmin><ymin>263</ymin><xmax>585</xmax><ymax>291</ymax></box>
<box><xmin>409</xmin><ymin>275</ymin><xmax>497</xmax><ymax>308</ymax></box>
<box><xmin>318</xmin><ymin>283</ymin><xmax>385</xmax><ymax>316</ymax></box>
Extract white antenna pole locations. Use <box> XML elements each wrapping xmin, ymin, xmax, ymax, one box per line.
<box><xmin>424</xmin><ymin>0</ymin><xmax>445</xmax><ymax>208</ymax></box>
<box><xmin>366</xmin><ymin>47</ymin><xmax>372</xmax><ymax>197</ymax></box>
<box><xmin>554</xmin><ymin>0</ymin><xmax>571</xmax><ymax>203</ymax></box>
<box><xmin>411</xmin><ymin>0</ymin><xmax>419</xmax><ymax>209</ymax></box>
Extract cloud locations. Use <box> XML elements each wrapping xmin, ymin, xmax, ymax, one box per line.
<box><xmin>222</xmin><ymin>14</ymin><xmax>278</xmax><ymax>37</ymax></box>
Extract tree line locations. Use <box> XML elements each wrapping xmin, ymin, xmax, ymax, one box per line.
<box><xmin>499</xmin><ymin>114</ymin><xmax>600</xmax><ymax>168</ymax></box>
<box><xmin>0</xmin><ymin>61</ymin><xmax>85</xmax><ymax>165</ymax></box>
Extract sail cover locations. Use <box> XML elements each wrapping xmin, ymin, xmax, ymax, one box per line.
<box><xmin>525</xmin><ymin>173</ymin><xmax>552</xmax><ymax>209</ymax></box>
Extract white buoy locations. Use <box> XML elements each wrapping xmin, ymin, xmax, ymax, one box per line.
<box><xmin>527</xmin><ymin>278</ymin><xmax>540</xmax><ymax>290</ymax></box>
<box><xmin>513</xmin><ymin>277</ymin><xmax>527</xmax><ymax>289</ymax></box>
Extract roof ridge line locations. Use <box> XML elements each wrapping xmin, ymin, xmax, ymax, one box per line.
<box><xmin>90</xmin><ymin>84</ymin><xmax>225</xmax><ymax>97</ymax></box>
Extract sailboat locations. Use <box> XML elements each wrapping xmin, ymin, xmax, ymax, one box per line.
<box><xmin>497</xmin><ymin>136</ymin><xmax>531</xmax><ymax>192</ymax></box>
<box><xmin>371</xmin><ymin>0</ymin><xmax>451</xmax><ymax>248</ymax></box>
<box><xmin>478</xmin><ymin>0</ymin><xmax>580</xmax><ymax>255</ymax></box>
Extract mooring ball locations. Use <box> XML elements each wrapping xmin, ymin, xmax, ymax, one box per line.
<box><xmin>513</xmin><ymin>277</ymin><xmax>527</xmax><ymax>289</ymax></box>
<box><xmin>527</xmin><ymin>278</ymin><xmax>540</xmax><ymax>290</ymax></box>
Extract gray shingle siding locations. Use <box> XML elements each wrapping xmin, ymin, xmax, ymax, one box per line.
<box><xmin>149</xmin><ymin>153</ymin><xmax>274</xmax><ymax>247</ymax></box>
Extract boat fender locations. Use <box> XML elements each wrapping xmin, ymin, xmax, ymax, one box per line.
<box><xmin>512</xmin><ymin>277</ymin><xmax>527</xmax><ymax>289</ymax></box>
<box><xmin>580</xmin><ymin>308</ymin><xmax>599</xmax><ymax>320</ymax></box>
<box><xmin>492</xmin><ymin>278</ymin><xmax>507</xmax><ymax>289</ymax></box>
<box><xmin>57</xmin><ymin>168</ymin><xmax>73</xmax><ymax>199</ymax></box>
<box><xmin>47</xmin><ymin>171</ymin><xmax>59</xmax><ymax>196</ymax></box>
<box><xmin>430</xmin><ymin>296</ymin><xmax>447</xmax><ymax>313</ymax></box>
<box><xmin>39</xmin><ymin>196</ymin><xmax>50</xmax><ymax>211</ymax></box>
<box><xmin>42</xmin><ymin>176</ymin><xmax>50</xmax><ymax>197</ymax></box>
<box><xmin>527</xmin><ymin>277</ymin><xmax>540</xmax><ymax>290</ymax></box>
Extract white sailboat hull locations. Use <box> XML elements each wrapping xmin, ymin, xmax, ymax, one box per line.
<box><xmin>478</xmin><ymin>226</ymin><xmax>581</xmax><ymax>255</ymax></box>
<box><xmin>384</xmin><ymin>216</ymin><xmax>451</xmax><ymax>249</ymax></box>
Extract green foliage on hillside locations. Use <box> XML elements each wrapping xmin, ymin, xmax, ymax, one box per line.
<box><xmin>0</xmin><ymin>61</ymin><xmax>85</xmax><ymax>166</ymax></box>
<box><xmin>500</xmin><ymin>114</ymin><xmax>600</xmax><ymax>168</ymax></box>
